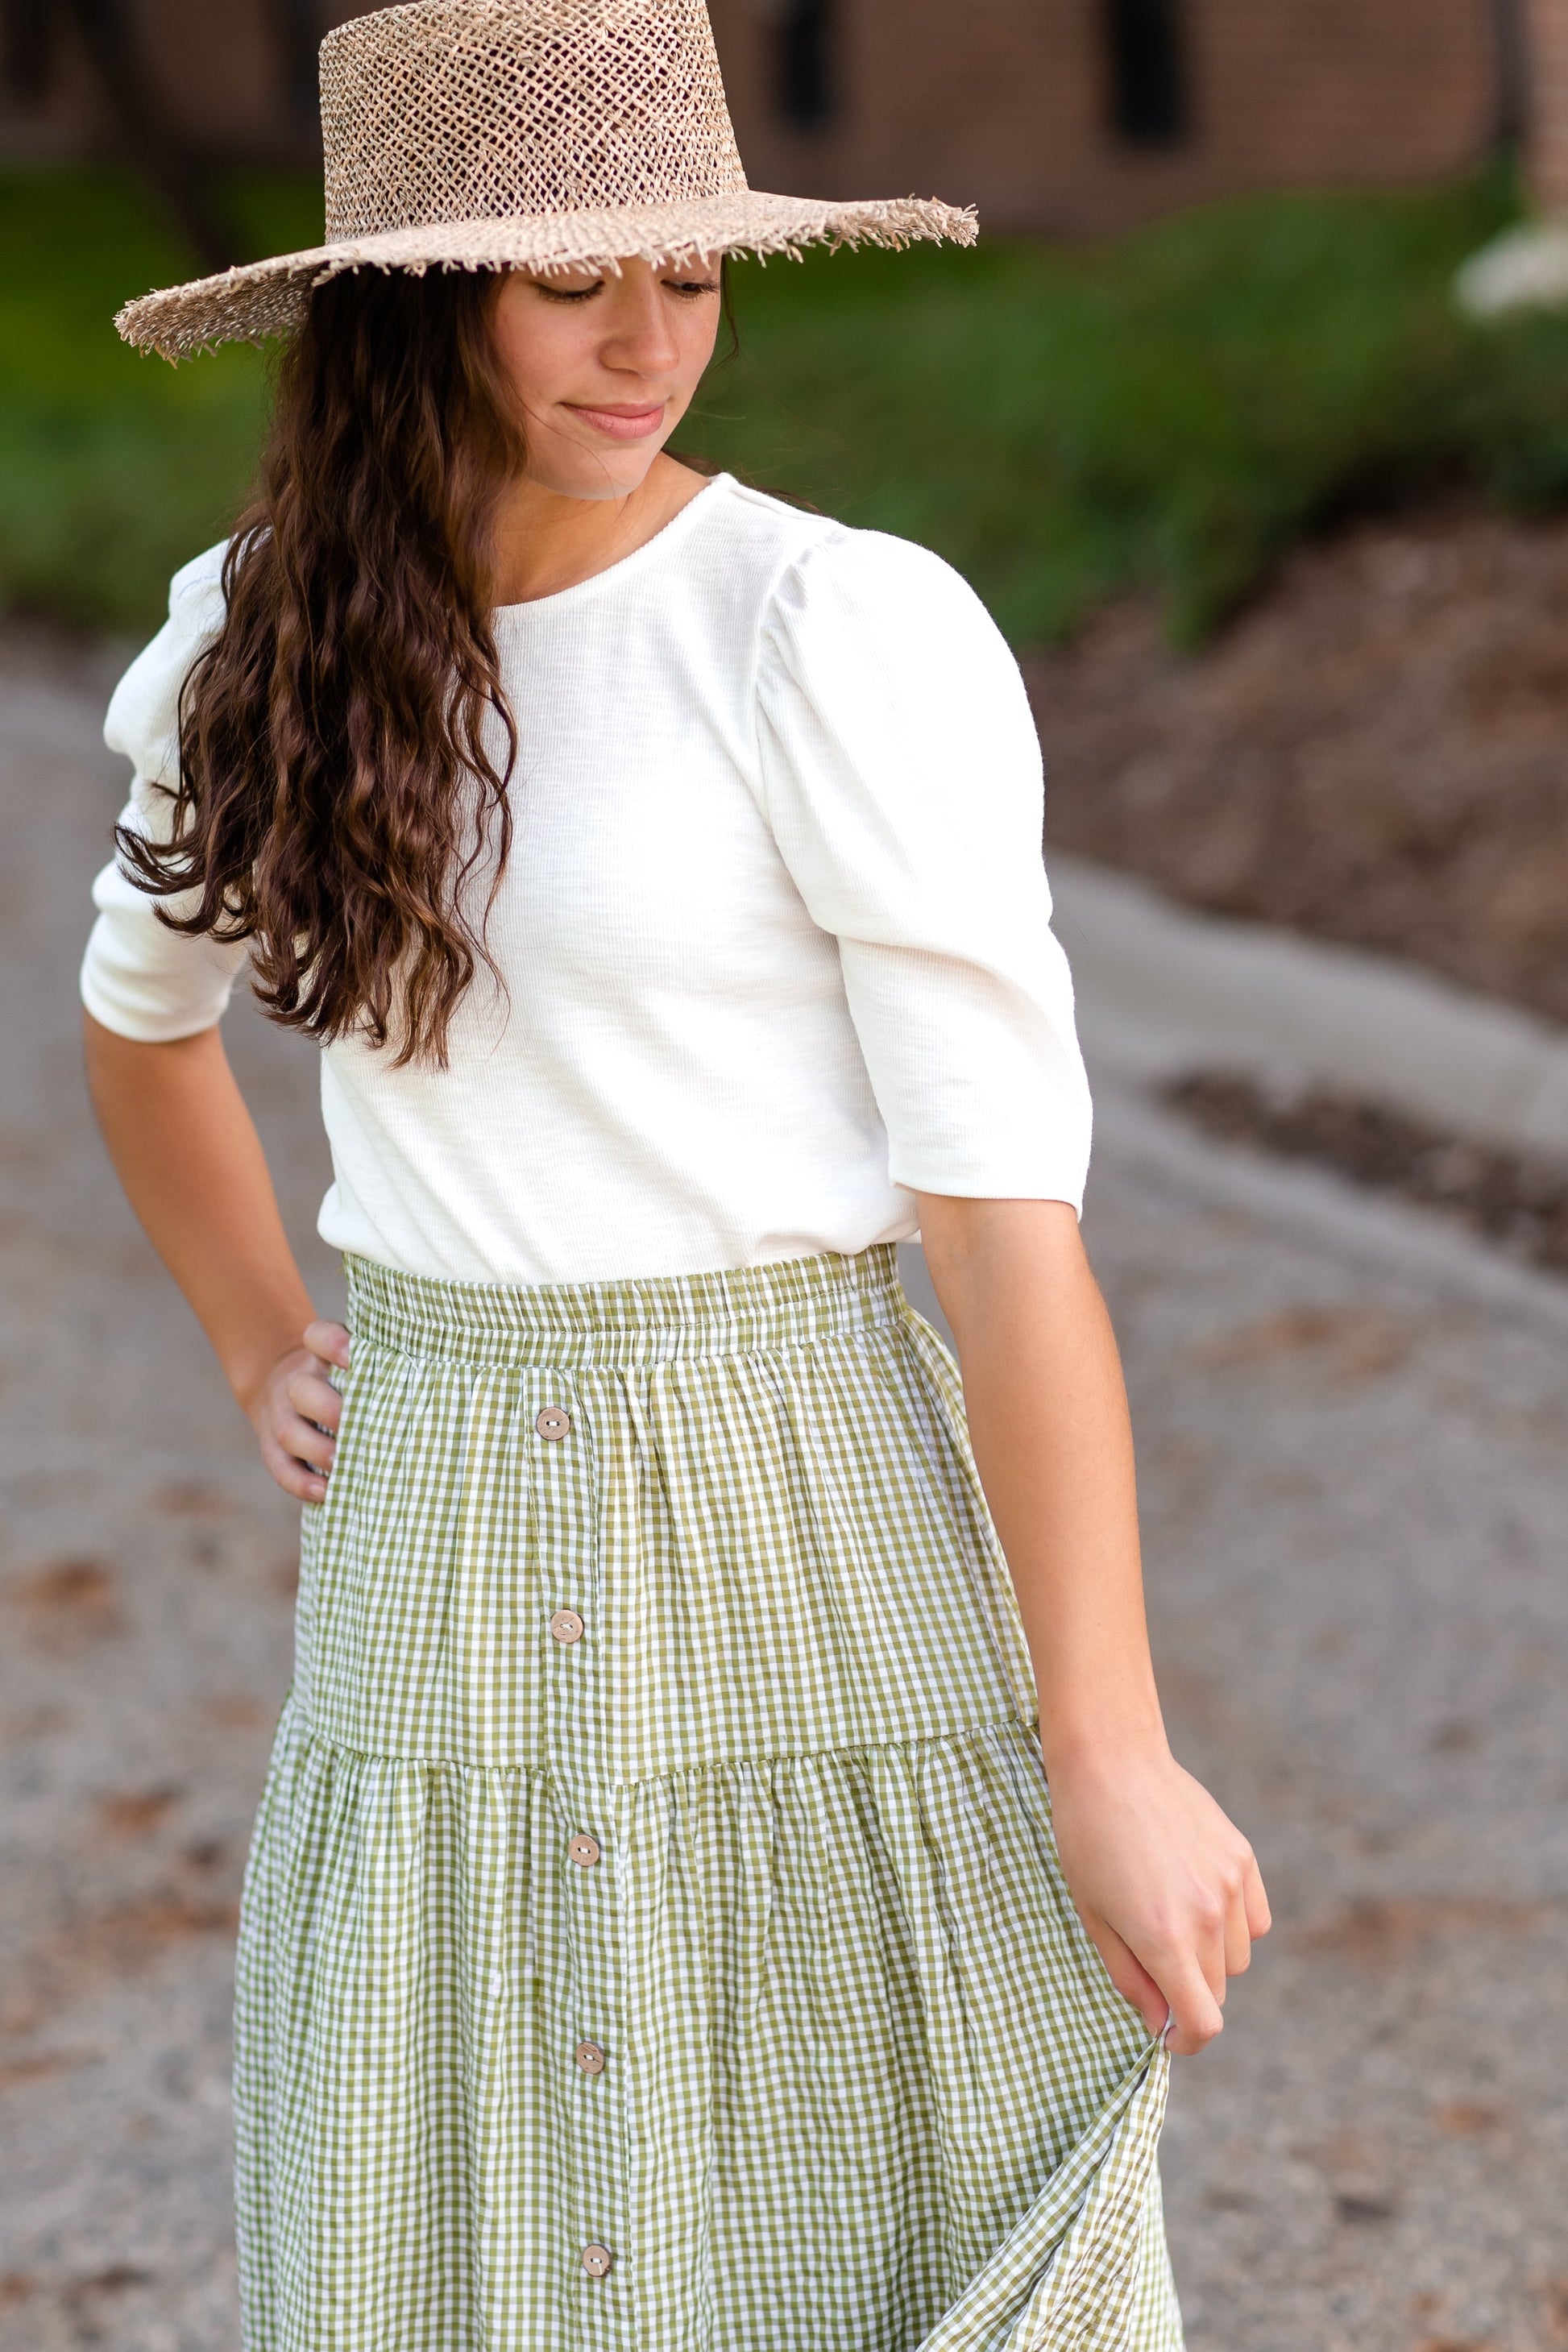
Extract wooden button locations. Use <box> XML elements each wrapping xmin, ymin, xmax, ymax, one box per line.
<box><xmin>536</xmin><ymin>1406</ymin><xmax>572</xmax><ymax>1441</ymax></box>
<box><xmin>581</xmin><ymin>2243</ymin><xmax>613</xmax><ymax>2278</ymax></box>
<box><xmin>550</xmin><ymin>1608</ymin><xmax>585</xmax><ymax>1645</ymax></box>
<box><xmin>575</xmin><ymin>2040</ymin><xmax>606</xmax><ymax>2076</ymax></box>
<box><xmin>568</xmin><ymin>1833</ymin><xmax>601</xmax><ymax>1869</ymax></box>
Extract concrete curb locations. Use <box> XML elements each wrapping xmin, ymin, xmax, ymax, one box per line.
<box><xmin>1050</xmin><ymin>855</ymin><xmax>1568</xmax><ymax>1162</ymax></box>
<box><xmin>1092</xmin><ymin>1079</ymin><xmax>1568</xmax><ymax>1342</ymax></box>
<box><xmin>904</xmin><ymin>1085</ymin><xmax>1568</xmax><ymax>1357</ymax></box>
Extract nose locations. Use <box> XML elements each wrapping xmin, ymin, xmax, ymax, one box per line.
<box><xmin>599</xmin><ymin>272</ymin><xmax>682</xmax><ymax>378</ymax></box>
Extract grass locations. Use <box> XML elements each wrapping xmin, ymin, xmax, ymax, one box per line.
<box><xmin>5</xmin><ymin>160</ymin><xmax>1568</xmax><ymax>643</ymax></box>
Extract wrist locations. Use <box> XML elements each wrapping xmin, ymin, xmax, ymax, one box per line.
<box><xmin>225</xmin><ymin>1317</ymin><xmax>314</xmax><ymax>1419</ymax></box>
<box><xmin>1037</xmin><ymin>1702</ymin><xmax>1172</xmax><ymax>1783</ymax></box>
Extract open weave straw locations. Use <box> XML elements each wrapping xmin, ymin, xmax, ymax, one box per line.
<box><xmin>117</xmin><ymin>0</ymin><xmax>977</xmax><ymax>362</ymax></box>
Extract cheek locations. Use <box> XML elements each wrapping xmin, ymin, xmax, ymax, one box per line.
<box><xmin>490</xmin><ymin>288</ymin><xmax>583</xmax><ymax>413</ymax></box>
<box><xmin>674</xmin><ymin>304</ymin><xmax>723</xmax><ymax>394</ymax></box>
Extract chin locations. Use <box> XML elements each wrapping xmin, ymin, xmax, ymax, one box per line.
<box><xmin>533</xmin><ymin>445</ymin><xmax>664</xmax><ymax>504</ymax></box>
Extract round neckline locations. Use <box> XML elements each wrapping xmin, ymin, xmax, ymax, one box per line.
<box><xmin>491</xmin><ymin>470</ymin><xmax>732</xmax><ymax>622</ymax></box>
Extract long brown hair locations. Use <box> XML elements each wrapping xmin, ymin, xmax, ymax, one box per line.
<box><xmin>118</xmin><ymin>266</ymin><xmax>527</xmax><ymax>1068</ymax></box>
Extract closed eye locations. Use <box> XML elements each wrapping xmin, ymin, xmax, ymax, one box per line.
<box><xmin>529</xmin><ymin>274</ymin><xmax>719</xmax><ymax>304</ymax></box>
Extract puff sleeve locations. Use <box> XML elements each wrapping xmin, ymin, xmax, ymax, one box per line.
<box><xmin>80</xmin><ymin>542</ymin><xmax>251</xmax><ymax>1042</ymax></box>
<box><xmin>755</xmin><ymin>529</ymin><xmax>1092</xmax><ymax>1209</ymax></box>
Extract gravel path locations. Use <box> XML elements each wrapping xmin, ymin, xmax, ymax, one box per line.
<box><xmin>2</xmin><ymin>641</ymin><xmax>1565</xmax><ymax>2352</ymax></box>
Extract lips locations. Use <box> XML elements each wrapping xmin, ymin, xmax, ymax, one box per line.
<box><xmin>567</xmin><ymin>403</ymin><xmax>667</xmax><ymax>441</ymax></box>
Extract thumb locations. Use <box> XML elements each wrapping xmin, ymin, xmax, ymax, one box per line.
<box><xmin>1076</xmin><ymin>1910</ymin><xmax>1168</xmax><ymax>2040</ymax></box>
<box><xmin>304</xmin><ymin>1319</ymin><xmax>351</xmax><ymax>1371</ymax></box>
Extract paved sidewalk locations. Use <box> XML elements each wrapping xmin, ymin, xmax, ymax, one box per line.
<box><xmin>2</xmin><ymin>641</ymin><xmax>1566</xmax><ymax>2352</ymax></box>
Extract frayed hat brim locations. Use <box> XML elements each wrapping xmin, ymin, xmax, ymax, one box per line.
<box><xmin>117</xmin><ymin>190</ymin><xmax>978</xmax><ymax>362</ymax></box>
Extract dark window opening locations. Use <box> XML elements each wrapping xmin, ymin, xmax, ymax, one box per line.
<box><xmin>1105</xmin><ymin>0</ymin><xmax>1190</xmax><ymax>147</ymax></box>
<box><xmin>2</xmin><ymin>0</ymin><xmax>56</xmax><ymax>110</ymax></box>
<box><xmin>778</xmin><ymin>0</ymin><xmax>835</xmax><ymax>134</ymax></box>
<box><xmin>1491</xmin><ymin>0</ymin><xmax>1527</xmax><ymax>147</ymax></box>
<box><xmin>267</xmin><ymin>0</ymin><xmax>328</xmax><ymax>131</ymax></box>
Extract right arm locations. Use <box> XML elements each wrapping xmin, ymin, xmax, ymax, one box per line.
<box><xmin>83</xmin><ymin>545</ymin><xmax>348</xmax><ymax>1503</ymax></box>
<box><xmin>83</xmin><ymin>1013</ymin><xmax>348</xmax><ymax>1503</ymax></box>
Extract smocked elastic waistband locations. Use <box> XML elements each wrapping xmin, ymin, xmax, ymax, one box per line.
<box><xmin>344</xmin><ymin>1243</ymin><xmax>909</xmax><ymax>1369</ymax></box>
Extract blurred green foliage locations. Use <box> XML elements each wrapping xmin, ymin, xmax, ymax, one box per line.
<box><xmin>687</xmin><ymin>164</ymin><xmax>1566</xmax><ymax>644</ymax></box>
<box><xmin>0</xmin><ymin>169</ymin><xmax>320</xmax><ymax>633</ymax></box>
<box><xmin>6</xmin><ymin>161</ymin><xmax>1568</xmax><ymax>643</ymax></box>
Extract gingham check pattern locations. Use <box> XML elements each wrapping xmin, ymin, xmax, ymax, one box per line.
<box><xmin>234</xmin><ymin>1244</ymin><xmax>1183</xmax><ymax>2351</ymax></box>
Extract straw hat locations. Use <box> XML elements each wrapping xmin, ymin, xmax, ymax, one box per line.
<box><xmin>117</xmin><ymin>0</ymin><xmax>977</xmax><ymax>361</ymax></box>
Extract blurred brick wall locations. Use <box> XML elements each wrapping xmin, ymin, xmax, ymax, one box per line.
<box><xmin>135</xmin><ymin>0</ymin><xmax>287</xmax><ymax>147</ymax></box>
<box><xmin>1524</xmin><ymin>0</ymin><xmax>1568</xmax><ymax>207</ymax></box>
<box><xmin>0</xmin><ymin>0</ymin><xmax>376</xmax><ymax>162</ymax></box>
<box><xmin>712</xmin><ymin>0</ymin><xmax>1501</xmax><ymax>234</ymax></box>
<box><xmin>0</xmin><ymin>0</ymin><xmax>1504</xmax><ymax>229</ymax></box>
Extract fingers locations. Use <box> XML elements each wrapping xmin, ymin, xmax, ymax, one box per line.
<box><xmin>304</xmin><ymin>1320</ymin><xmax>351</xmax><ymax>1371</ymax></box>
<box><xmin>1222</xmin><ymin>1843</ymin><xmax>1270</xmax><ymax>1977</ymax></box>
<box><xmin>1123</xmin><ymin>1875</ymin><xmax>1230</xmax><ymax>2055</ymax></box>
<box><xmin>1085</xmin><ymin>1904</ymin><xmax>1226</xmax><ymax>2055</ymax></box>
<box><xmin>275</xmin><ymin>1401</ymin><xmax>335</xmax><ymax>1477</ymax></box>
<box><xmin>1244</xmin><ymin>1853</ymin><xmax>1272</xmax><ymax>1939</ymax></box>
<box><xmin>260</xmin><ymin>1424</ymin><xmax>330</xmax><ymax>1506</ymax></box>
<box><xmin>1143</xmin><ymin>1947</ymin><xmax>1226</xmax><ymax>2058</ymax></box>
<box><xmin>280</xmin><ymin>1328</ymin><xmax>349</xmax><ymax>1502</ymax></box>
<box><xmin>246</xmin><ymin>1327</ymin><xmax>351</xmax><ymax>1506</ymax></box>
<box><xmin>268</xmin><ymin>1371</ymin><xmax>341</xmax><ymax>1505</ymax></box>
<box><xmin>1052</xmin><ymin>1758</ymin><xmax>1267</xmax><ymax>2065</ymax></box>
<box><xmin>1223</xmin><ymin>1894</ymin><xmax>1254</xmax><ymax>1981</ymax></box>
<box><xmin>285</xmin><ymin>1367</ymin><xmax>343</xmax><ymax>1437</ymax></box>
<box><xmin>1153</xmin><ymin>1850</ymin><xmax>1266</xmax><ymax>2051</ymax></box>
<box><xmin>1080</xmin><ymin>1914</ymin><xmax>1170</xmax><ymax>2042</ymax></box>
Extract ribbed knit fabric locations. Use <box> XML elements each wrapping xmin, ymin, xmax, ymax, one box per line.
<box><xmin>234</xmin><ymin>1245</ymin><xmax>1181</xmax><ymax>2350</ymax></box>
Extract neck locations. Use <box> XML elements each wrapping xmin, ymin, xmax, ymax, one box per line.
<box><xmin>487</xmin><ymin>453</ymin><xmax>708</xmax><ymax>606</ymax></box>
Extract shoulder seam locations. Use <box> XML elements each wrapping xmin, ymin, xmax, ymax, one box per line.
<box><xmin>743</xmin><ymin>520</ymin><xmax>858</xmax><ymax>800</ymax></box>
<box><xmin>169</xmin><ymin>539</ymin><xmax>231</xmax><ymax>609</ymax></box>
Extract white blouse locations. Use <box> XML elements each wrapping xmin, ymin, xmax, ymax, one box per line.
<box><xmin>81</xmin><ymin>474</ymin><xmax>1091</xmax><ymax>1288</ymax></box>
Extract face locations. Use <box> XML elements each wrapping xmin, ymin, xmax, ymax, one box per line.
<box><xmin>490</xmin><ymin>256</ymin><xmax>724</xmax><ymax>500</ymax></box>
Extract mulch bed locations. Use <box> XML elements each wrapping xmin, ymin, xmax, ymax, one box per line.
<box><xmin>1168</xmin><ymin>1070</ymin><xmax>1568</xmax><ymax>1274</ymax></box>
<box><xmin>1027</xmin><ymin>501</ymin><xmax>1568</xmax><ymax>1028</ymax></box>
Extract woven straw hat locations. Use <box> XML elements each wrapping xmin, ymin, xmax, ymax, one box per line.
<box><xmin>117</xmin><ymin>0</ymin><xmax>977</xmax><ymax>361</ymax></box>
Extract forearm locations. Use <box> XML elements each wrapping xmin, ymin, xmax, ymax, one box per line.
<box><xmin>916</xmin><ymin>1193</ymin><xmax>1266</xmax><ymax>2048</ymax></box>
<box><xmin>82</xmin><ymin>1011</ymin><xmax>317</xmax><ymax>1410</ymax></box>
<box><xmin>915</xmin><ymin>1196</ymin><xmax>1167</xmax><ymax>1772</ymax></box>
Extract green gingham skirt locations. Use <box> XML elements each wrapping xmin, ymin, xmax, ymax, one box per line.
<box><xmin>234</xmin><ymin>1244</ymin><xmax>1182</xmax><ymax>2352</ymax></box>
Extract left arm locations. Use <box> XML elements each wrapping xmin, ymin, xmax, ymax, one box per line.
<box><xmin>918</xmin><ymin>1192</ymin><xmax>1271</xmax><ymax>2058</ymax></box>
<box><xmin>751</xmin><ymin>532</ymin><xmax>1264</xmax><ymax>2045</ymax></box>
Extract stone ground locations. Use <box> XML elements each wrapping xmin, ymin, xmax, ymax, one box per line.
<box><xmin>2</xmin><ymin>635</ymin><xmax>1566</xmax><ymax>2352</ymax></box>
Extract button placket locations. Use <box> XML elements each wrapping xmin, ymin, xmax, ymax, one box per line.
<box><xmin>531</xmin><ymin>1378</ymin><xmax>597</xmax><ymax>1793</ymax></box>
<box><xmin>529</xmin><ymin>1370</ymin><xmax>625</xmax><ymax>2305</ymax></box>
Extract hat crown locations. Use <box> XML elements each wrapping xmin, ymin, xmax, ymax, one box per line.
<box><xmin>321</xmin><ymin>0</ymin><xmax>749</xmax><ymax>244</ymax></box>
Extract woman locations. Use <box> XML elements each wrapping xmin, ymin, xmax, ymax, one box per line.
<box><xmin>84</xmin><ymin>2</ymin><xmax>1267</xmax><ymax>2346</ymax></box>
